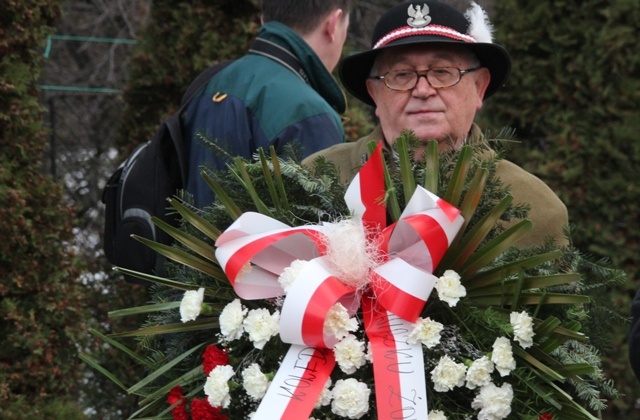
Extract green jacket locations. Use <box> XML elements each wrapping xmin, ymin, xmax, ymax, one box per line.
<box><xmin>184</xmin><ymin>21</ymin><xmax>346</xmax><ymax>208</ymax></box>
<box><xmin>303</xmin><ymin>124</ymin><xmax>569</xmax><ymax>248</ymax></box>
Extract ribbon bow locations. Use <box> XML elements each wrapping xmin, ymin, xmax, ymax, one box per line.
<box><xmin>215</xmin><ymin>143</ymin><xmax>463</xmax><ymax>419</ymax></box>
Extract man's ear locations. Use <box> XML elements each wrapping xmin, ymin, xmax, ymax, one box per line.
<box><xmin>366</xmin><ymin>79</ymin><xmax>381</xmax><ymax>117</ymax></box>
<box><xmin>325</xmin><ymin>9</ymin><xmax>344</xmax><ymax>42</ymax></box>
<box><xmin>475</xmin><ymin>67</ymin><xmax>491</xmax><ymax>108</ymax></box>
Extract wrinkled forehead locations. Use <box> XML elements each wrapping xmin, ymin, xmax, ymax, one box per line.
<box><xmin>375</xmin><ymin>43</ymin><xmax>477</xmax><ymax>69</ymax></box>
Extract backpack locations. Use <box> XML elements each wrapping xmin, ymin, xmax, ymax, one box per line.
<box><xmin>102</xmin><ymin>60</ymin><xmax>233</xmax><ymax>283</ymax></box>
<box><xmin>102</xmin><ymin>39</ymin><xmax>306</xmax><ymax>283</ymax></box>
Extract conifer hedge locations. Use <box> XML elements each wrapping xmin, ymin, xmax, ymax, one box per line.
<box><xmin>481</xmin><ymin>0</ymin><xmax>640</xmax><ymax>415</ymax></box>
<box><xmin>0</xmin><ymin>0</ymin><xmax>87</xmax><ymax>417</ymax></box>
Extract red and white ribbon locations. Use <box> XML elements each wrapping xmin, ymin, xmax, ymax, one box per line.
<box><xmin>214</xmin><ymin>142</ymin><xmax>464</xmax><ymax>418</ymax></box>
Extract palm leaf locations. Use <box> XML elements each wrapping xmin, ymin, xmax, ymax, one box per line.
<box><xmin>458</xmin><ymin>219</ymin><xmax>533</xmax><ymax>277</ymax></box>
<box><xmin>464</xmin><ymin>250</ymin><xmax>564</xmax><ymax>290</ymax></box>
<box><xmin>422</xmin><ymin>140</ymin><xmax>439</xmax><ymax>193</ymax></box>
<box><xmin>168</xmin><ymin>197</ymin><xmax>221</xmax><ymax>241</ymax></box>
<box><xmin>110</xmin><ymin>317</ymin><xmax>218</xmax><ymax>338</ymax></box>
<box><xmin>258</xmin><ymin>148</ymin><xmax>282</xmax><ymax>212</ymax></box>
<box><xmin>151</xmin><ymin>216</ymin><xmax>217</xmax><ymax>264</ymax></box>
<box><xmin>201</xmin><ymin>171</ymin><xmax>242</xmax><ymax>220</ymax></box>
<box><xmin>126</xmin><ymin>343</ymin><xmax>207</xmax><ymax>394</ymax></box>
<box><xmin>132</xmin><ymin>235</ymin><xmax>227</xmax><ymax>281</ymax></box>
<box><xmin>268</xmin><ymin>146</ymin><xmax>291</xmax><ymax>212</ymax></box>
<box><xmin>230</xmin><ymin>157</ymin><xmax>274</xmax><ymax>217</ymax></box>
<box><xmin>114</xmin><ymin>267</ymin><xmax>201</xmax><ymax>290</ymax></box>
<box><xmin>439</xmin><ymin>194</ymin><xmax>514</xmax><ymax>271</ymax></box>
<box><xmin>468</xmin><ymin>292</ymin><xmax>589</xmax><ymax>307</ymax></box>
<box><xmin>395</xmin><ymin>134</ymin><xmax>416</xmax><ymax>203</ymax></box>
<box><xmin>443</xmin><ymin>145</ymin><xmax>473</xmax><ymax>206</ymax></box>
<box><xmin>87</xmin><ymin>328</ymin><xmax>147</xmax><ymax>365</ymax></box>
<box><xmin>108</xmin><ymin>302</ymin><xmax>181</xmax><ymax>318</ymax></box>
<box><xmin>79</xmin><ymin>352</ymin><xmax>131</xmax><ymax>393</ymax></box>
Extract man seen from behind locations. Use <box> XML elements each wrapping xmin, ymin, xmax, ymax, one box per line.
<box><xmin>184</xmin><ymin>0</ymin><xmax>351</xmax><ymax>208</ymax></box>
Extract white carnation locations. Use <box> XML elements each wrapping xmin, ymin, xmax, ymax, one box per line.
<box><xmin>179</xmin><ymin>287</ymin><xmax>204</xmax><ymax>322</ymax></box>
<box><xmin>219</xmin><ymin>298</ymin><xmax>247</xmax><ymax>341</ymax></box>
<box><xmin>465</xmin><ymin>356</ymin><xmax>495</xmax><ymax>389</ymax></box>
<box><xmin>324</xmin><ymin>303</ymin><xmax>358</xmax><ymax>340</ymax></box>
<box><xmin>314</xmin><ymin>378</ymin><xmax>333</xmax><ymax>409</ymax></box>
<box><xmin>471</xmin><ymin>382</ymin><xmax>514</xmax><ymax>420</ymax></box>
<box><xmin>365</xmin><ymin>341</ymin><xmax>373</xmax><ymax>363</ymax></box>
<box><xmin>333</xmin><ymin>334</ymin><xmax>367</xmax><ymax>374</ymax></box>
<box><xmin>407</xmin><ymin>317</ymin><xmax>443</xmax><ymax>348</ymax></box>
<box><xmin>434</xmin><ymin>270</ymin><xmax>466</xmax><ymax>307</ymax></box>
<box><xmin>431</xmin><ymin>355</ymin><xmax>467</xmax><ymax>392</ymax></box>
<box><xmin>242</xmin><ymin>363</ymin><xmax>270</xmax><ymax>401</ymax></box>
<box><xmin>204</xmin><ymin>364</ymin><xmax>235</xmax><ymax>408</ymax></box>
<box><xmin>331</xmin><ymin>378</ymin><xmax>370</xmax><ymax>419</ymax></box>
<box><xmin>243</xmin><ymin>308</ymin><xmax>280</xmax><ymax>349</ymax></box>
<box><xmin>277</xmin><ymin>259</ymin><xmax>308</xmax><ymax>293</ymax></box>
<box><xmin>428</xmin><ymin>410</ymin><xmax>448</xmax><ymax>420</ymax></box>
<box><xmin>510</xmin><ymin>310</ymin><xmax>535</xmax><ymax>349</ymax></box>
<box><xmin>491</xmin><ymin>337</ymin><xmax>516</xmax><ymax>376</ymax></box>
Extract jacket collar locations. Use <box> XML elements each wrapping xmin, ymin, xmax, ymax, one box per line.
<box><xmin>257</xmin><ymin>22</ymin><xmax>346</xmax><ymax>114</ymax></box>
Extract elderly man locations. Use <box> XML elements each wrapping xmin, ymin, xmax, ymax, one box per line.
<box><xmin>304</xmin><ymin>1</ymin><xmax>568</xmax><ymax>248</ymax></box>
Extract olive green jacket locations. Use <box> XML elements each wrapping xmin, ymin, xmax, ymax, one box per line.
<box><xmin>303</xmin><ymin>124</ymin><xmax>569</xmax><ymax>248</ymax></box>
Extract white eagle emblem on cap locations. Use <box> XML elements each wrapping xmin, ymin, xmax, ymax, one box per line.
<box><xmin>407</xmin><ymin>4</ymin><xmax>431</xmax><ymax>27</ymax></box>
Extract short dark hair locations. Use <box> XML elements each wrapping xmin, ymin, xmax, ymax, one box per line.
<box><xmin>262</xmin><ymin>0</ymin><xmax>351</xmax><ymax>34</ymax></box>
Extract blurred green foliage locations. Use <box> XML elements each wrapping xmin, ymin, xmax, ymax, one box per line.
<box><xmin>116</xmin><ymin>0</ymin><xmax>262</xmax><ymax>152</ymax></box>
<box><xmin>479</xmin><ymin>0</ymin><xmax>640</xmax><ymax>416</ymax></box>
<box><xmin>0</xmin><ymin>0</ymin><xmax>89</xmax><ymax>416</ymax></box>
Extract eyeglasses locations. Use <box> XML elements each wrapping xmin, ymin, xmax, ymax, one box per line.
<box><xmin>370</xmin><ymin>67</ymin><xmax>480</xmax><ymax>91</ymax></box>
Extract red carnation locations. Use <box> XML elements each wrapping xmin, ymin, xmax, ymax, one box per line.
<box><xmin>191</xmin><ymin>397</ymin><xmax>228</xmax><ymax>420</ymax></box>
<box><xmin>202</xmin><ymin>345</ymin><xmax>229</xmax><ymax>375</ymax></box>
<box><xmin>539</xmin><ymin>414</ymin><xmax>554</xmax><ymax>420</ymax></box>
<box><xmin>167</xmin><ymin>385</ymin><xmax>188</xmax><ymax>420</ymax></box>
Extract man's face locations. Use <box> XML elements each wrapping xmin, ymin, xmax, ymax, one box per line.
<box><xmin>366</xmin><ymin>44</ymin><xmax>490</xmax><ymax>153</ymax></box>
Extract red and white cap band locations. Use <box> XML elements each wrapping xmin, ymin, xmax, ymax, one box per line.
<box><xmin>373</xmin><ymin>24</ymin><xmax>475</xmax><ymax>50</ymax></box>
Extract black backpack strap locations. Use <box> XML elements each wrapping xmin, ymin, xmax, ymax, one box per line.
<box><xmin>167</xmin><ymin>39</ymin><xmax>308</xmax><ymax>185</ymax></box>
<box><xmin>249</xmin><ymin>38</ymin><xmax>309</xmax><ymax>84</ymax></box>
<box><xmin>166</xmin><ymin>60</ymin><xmax>235</xmax><ymax>185</ymax></box>
<box><xmin>180</xmin><ymin>60</ymin><xmax>234</xmax><ymax>108</ymax></box>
